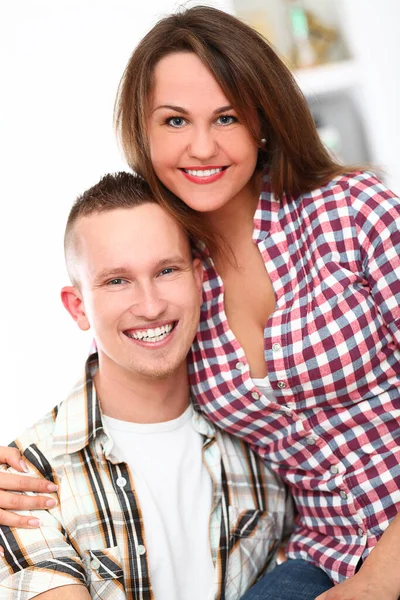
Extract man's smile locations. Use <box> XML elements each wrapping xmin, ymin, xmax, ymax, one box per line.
<box><xmin>124</xmin><ymin>321</ymin><xmax>176</xmax><ymax>344</ymax></box>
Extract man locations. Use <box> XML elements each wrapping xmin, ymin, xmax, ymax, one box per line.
<box><xmin>0</xmin><ymin>172</ymin><xmax>289</xmax><ymax>599</ymax></box>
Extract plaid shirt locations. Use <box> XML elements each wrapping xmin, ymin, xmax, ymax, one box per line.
<box><xmin>189</xmin><ymin>170</ymin><xmax>400</xmax><ymax>583</ymax></box>
<box><xmin>0</xmin><ymin>354</ymin><xmax>289</xmax><ymax>600</ymax></box>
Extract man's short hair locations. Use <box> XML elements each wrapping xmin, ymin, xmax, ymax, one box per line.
<box><xmin>64</xmin><ymin>171</ymin><xmax>157</xmax><ymax>285</ymax></box>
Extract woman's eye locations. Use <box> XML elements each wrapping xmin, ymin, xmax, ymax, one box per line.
<box><xmin>166</xmin><ymin>117</ymin><xmax>187</xmax><ymax>128</ymax></box>
<box><xmin>217</xmin><ymin>115</ymin><xmax>237</xmax><ymax>126</ymax></box>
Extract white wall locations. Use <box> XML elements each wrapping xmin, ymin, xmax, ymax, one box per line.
<box><xmin>0</xmin><ymin>0</ymin><xmax>233</xmax><ymax>443</ymax></box>
<box><xmin>1</xmin><ymin>0</ymin><xmax>399</xmax><ymax>443</ymax></box>
<box><xmin>338</xmin><ymin>0</ymin><xmax>400</xmax><ymax>194</ymax></box>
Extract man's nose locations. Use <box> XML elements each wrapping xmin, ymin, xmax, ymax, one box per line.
<box><xmin>130</xmin><ymin>283</ymin><xmax>168</xmax><ymax>320</ymax></box>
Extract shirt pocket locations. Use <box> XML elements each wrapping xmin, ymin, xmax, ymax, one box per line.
<box><xmin>229</xmin><ymin>506</ymin><xmax>275</xmax><ymax>541</ymax></box>
<box><xmin>83</xmin><ymin>546</ymin><xmax>126</xmax><ymax>599</ymax></box>
<box><xmin>226</xmin><ymin>507</ymin><xmax>279</xmax><ymax>598</ymax></box>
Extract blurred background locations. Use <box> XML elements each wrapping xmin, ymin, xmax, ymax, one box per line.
<box><xmin>1</xmin><ymin>0</ymin><xmax>399</xmax><ymax>442</ymax></box>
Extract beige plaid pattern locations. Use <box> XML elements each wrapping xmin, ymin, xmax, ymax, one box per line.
<box><xmin>0</xmin><ymin>355</ymin><xmax>290</xmax><ymax>599</ymax></box>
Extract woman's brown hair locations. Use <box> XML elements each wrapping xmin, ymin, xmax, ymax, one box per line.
<box><xmin>115</xmin><ymin>5</ymin><xmax>351</xmax><ymax>246</ymax></box>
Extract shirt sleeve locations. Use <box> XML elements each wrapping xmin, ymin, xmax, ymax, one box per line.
<box><xmin>349</xmin><ymin>172</ymin><xmax>400</xmax><ymax>346</ymax></box>
<box><xmin>0</xmin><ymin>513</ymin><xmax>87</xmax><ymax>599</ymax></box>
<box><xmin>0</xmin><ymin>467</ymin><xmax>87</xmax><ymax>600</ymax></box>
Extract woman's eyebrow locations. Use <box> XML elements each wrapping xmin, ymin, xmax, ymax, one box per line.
<box><xmin>152</xmin><ymin>104</ymin><xmax>189</xmax><ymax>115</ymax></box>
<box><xmin>152</xmin><ymin>104</ymin><xmax>233</xmax><ymax>115</ymax></box>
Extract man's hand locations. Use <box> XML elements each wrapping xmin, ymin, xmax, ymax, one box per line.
<box><xmin>315</xmin><ymin>571</ymin><xmax>398</xmax><ymax>600</ymax></box>
<box><xmin>0</xmin><ymin>446</ymin><xmax>58</xmax><ymax>528</ymax></box>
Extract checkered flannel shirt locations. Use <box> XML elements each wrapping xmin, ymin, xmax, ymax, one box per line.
<box><xmin>0</xmin><ymin>354</ymin><xmax>290</xmax><ymax>599</ymax></box>
<box><xmin>189</xmin><ymin>170</ymin><xmax>400</xmax><ymax>583</ymax></box>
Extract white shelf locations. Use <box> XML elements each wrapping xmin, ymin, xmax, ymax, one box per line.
<box><xmin>294</xmin><ymin>59</ymin><xmax>359</xmax><ymax>98</ymax></box>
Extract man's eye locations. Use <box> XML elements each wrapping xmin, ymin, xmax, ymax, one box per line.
<box><xmin>107</xmin><ymin>278</ymin><xmax>126</xmax><ymax>285</ymax></box>
<box><xmin>217</xmin><ymin>115</ymin><xmax>237</xmax><ymax>125</ymax></box>
<box><xmin>159</xmin><ymin>268</ymin><xmax>175</xmax><ymax>276</ymax></box>
<box><xmin>166</xmin><ymin>117</ymin><xmax>187</xmax><ymax>128</ymax></box>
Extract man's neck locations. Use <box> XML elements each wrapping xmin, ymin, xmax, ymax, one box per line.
<box><xmin>93</xmin><ymin>362</ymin><xmax>190</xmax><ymax>424</ymax></box>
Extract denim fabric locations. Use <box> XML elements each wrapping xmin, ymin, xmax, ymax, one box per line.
<box><xmin>242</xmin><ymin>559</ymin><xmax>334</xmax><ymax>600</ymax></box>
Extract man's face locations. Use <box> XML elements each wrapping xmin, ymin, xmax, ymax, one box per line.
<box><xmin>64</xmin><ymin>203</ymin><xmax>203</xmax><ymax>383</ymax></box>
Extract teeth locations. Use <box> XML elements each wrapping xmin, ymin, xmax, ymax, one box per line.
<box><xmin>184</xmin><ymin>168</ymin><xmax>223</xmax><ymax>177</ymax></box>
<box><xmin>127</xmin><ymin>323</ymin><xmax>174</xmax><ymax>343</ymax></box>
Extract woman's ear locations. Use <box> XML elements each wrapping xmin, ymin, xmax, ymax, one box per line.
<box><xmin>61</xmin><ymin>286</ymin><xmax>90</xmax><ymax>331</ymax></box>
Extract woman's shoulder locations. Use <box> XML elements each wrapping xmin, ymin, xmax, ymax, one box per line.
<box><xmin>320</xmin><ymin>169</ymin><xmax>398</xmax><ymax>202</ymax></box>
<box><xmin>296</xmin><ymin>169</ymin><xmax>399</xmax><ymax>217</ymax></box>
<box><xmin>303</xmin><ymin>170</ymin><xmax>400</xmax><ymax>248</ymax></box>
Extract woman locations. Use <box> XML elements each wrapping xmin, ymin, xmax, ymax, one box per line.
<box><xmin>1</xmin><ymin>6</ymin><xmax>399</xmax><ymax>600</ymax></box>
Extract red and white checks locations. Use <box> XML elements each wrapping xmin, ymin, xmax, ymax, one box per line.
<box><xmin>189</xmin><ymin>170</ymin><xmax>400</xmax><ymax>583</ymax></box>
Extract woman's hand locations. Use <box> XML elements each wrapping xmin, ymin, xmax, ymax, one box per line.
<box><xmin>316</xmin><ymin>512</ymin><xmax>400</xmax><ymax>600</ymax></box>
<box><xmin>0</xmin><ymin>446</ymin><xmax>58</xmax><ymax>528</ymax></box>
<box><xmin>315</xmin><ymin>572</ymin><xmax>398</xmax><ymax>600</ymax></box>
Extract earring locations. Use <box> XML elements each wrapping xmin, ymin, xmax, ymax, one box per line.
<box><xmin>260</xmin><ymin>138</ymin><xmax>267</xmax><ymax>144</ymax></box>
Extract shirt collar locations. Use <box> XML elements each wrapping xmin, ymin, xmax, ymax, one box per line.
<box><xmin>52</xmin><ymin>353</ymin><xmax>216</xmax><ymax>459</ymax></box>
<box><xmin>52</xmin><ymin>353</ymin><xmax>105</xmax><ymax>459</ymax></box>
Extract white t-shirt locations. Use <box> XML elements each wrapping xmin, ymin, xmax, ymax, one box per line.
<box><xmin>102</xmin><ymin>405</ymin><xmax>214</xmax><ymax>600</ymax></box>
<box><xmin>252</xmin><ymin>374</ymin><xmax>277</xmax><ymax>402</ymax></box>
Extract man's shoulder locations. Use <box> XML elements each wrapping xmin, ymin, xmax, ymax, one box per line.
<box><xmin>12</xmin><ymin>370</ymin><xmax>90</xmax><ymax>460</ymax></box>
<box><xmin>12</xmin><ymin>404</ymin><xmax>60</xmax><ymax>456</ymax></box>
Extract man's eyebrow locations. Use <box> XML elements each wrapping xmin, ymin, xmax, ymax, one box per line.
<box><xmin>94</xmin><ymin>266</ymin><xmax>132</xmax><ymax>282</ymax></box>
<box><xmin>94</xmin><ymin>257</ymin><xmax>190</xmax><ymax>281</ymax></box>
<box><xmin>152</xmin><ymin>104</ymin><xmax>233</xmax><ymax>115</ymax></box>
<box><xmin>155</xmin><ymin>256</ymin><xmax>190</xmax><ymax>269</ymax></box>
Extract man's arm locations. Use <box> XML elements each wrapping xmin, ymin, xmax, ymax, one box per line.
<box><xmin>315</xmin><ymin>512</ymin><xmax>400</xmax><ymax>600</ymax></box>
<box><xmin>0</xmin><ymin>463</ymin><xmax>88</xmax><ymax>599</ymax></box>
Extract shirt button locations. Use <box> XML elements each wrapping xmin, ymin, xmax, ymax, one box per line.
<box><xmin>235</xmin><ymin>361</ymin><xmax>245</xmax><ymax>371</ymax></box>
<box><xmin>91</xmin><ymin>559</ymin><xmax>101</xmax><ymax>571</ymax></box>
<box><xmin>340</xmin><ymin>490</ymin><xmax>348</xmax><ymax>500</ymax></box>
<box><xmin>330</xmin><ymin>465</ymin><xmax>339</xmax><ymax>475</ymax></box>
<box><xmin>137</xmin><ymin>545</ymin><xmax>146</xmax><ymax>556</ymax></box>
<box><xmin>277</xmin><ymin>381</ymin><xmax>286</xmax><ymax>389</ymax></box>
<box><xmin>307</xmin><ymin>437</ymin><xmax>316</xmax><ymax>445</ymax></box>
<box><xmin>357</xmin><ymin>528</ymin><xmax>364</xmax><ymax>537</ymax></box>
<box><xmin>116</xmin><ymin>476</ymin><xmax>127</xmax><ymax>488</ymax></box>
<box><xmin>251</xmin><ymin>391</ymin><xmax>260</xmax><ymax>400</ymax></box>
<box><xmin>272</xmin><ymin>343</ymin><xmax>281</xmax><ymax>352</ymax></box>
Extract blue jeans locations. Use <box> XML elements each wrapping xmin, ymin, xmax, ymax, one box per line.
<box><xmin>242</xmin><ymin>559</ymin><xmax>334</xmax><ymax>600</ymax></box>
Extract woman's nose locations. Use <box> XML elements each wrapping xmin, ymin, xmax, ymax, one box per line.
<box><xmin>187</xmin><ymin>127</ymin><xmax>218</xmax><ymax>160</ymax></box>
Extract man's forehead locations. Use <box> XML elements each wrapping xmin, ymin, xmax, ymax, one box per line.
<box><xmin>77</xmin><ymin>204</ymin><xmax>187</xmax><ymax>237</ymax></box>
<box><xmin>74</xmin><ymin>205</ymin><xmax>192</xmax><ymax>265</ymax></box>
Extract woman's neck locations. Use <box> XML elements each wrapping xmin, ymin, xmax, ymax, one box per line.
<box><xmin>204</xmin><ymin>172</ymin><xmax>262</xmax><ymax>266</ymax></box>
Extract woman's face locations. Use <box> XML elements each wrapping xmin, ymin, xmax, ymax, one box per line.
<box><xmin>147</xmin><ymin>52</ymin><xmax>260</xmax><ymax>214</ymax></box>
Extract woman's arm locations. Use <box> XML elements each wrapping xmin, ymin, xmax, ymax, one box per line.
<box><xmin>315</xmin><ymin>513</ymin><xmax>400</xmax><ymax>600</ymax></box>
<box><xmin>0</xmin><ymin>446</ymin><xmax>57</xmax><ymax>527</ymax></box>
<box><xmin>316</xmin><ymin>176</ymin><xmax>400</xmax><ymax>600</ymax></box>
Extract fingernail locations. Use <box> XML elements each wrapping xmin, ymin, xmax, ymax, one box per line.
<box><xmin>28</xmin><ymin>518</ymin><xmax>41</xmax><ymax>527</ymax></box>
<box><xmin>46</xmin><ymin>483</ymin><xmax>58</xmax><ymax>492</ymax></box>
<box><xmin>0</xmin><ymin>548</ymin><xmax>4</xmax><ymax>557</ymax></box>
<box><xmin>20</xmin><ymin>460</ymin><xmax>29</xmax><ymax>473</ymax></box>
<box><xmin>46</xmin><ymin>498</ymin><xmax>57</xmax><ymax>507</ymax></box>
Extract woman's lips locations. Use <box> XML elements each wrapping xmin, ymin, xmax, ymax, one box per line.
<box><xmin>180</xmin><ymin>166</ymin><xmax>228</xmax><ymax>184</ymax></box>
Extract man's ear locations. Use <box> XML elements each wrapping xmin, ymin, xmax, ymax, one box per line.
<box><xmin>192</xmin><ymin>258</ymin><xmax>204</xmax><ymax>302</ymax></box>
<box><xmin>61</xmin><ymin>286</ymin><xmax>90</xmax><ymax>331</ymax></box>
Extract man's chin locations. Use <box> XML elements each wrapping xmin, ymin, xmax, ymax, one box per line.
<box><xmin>132</xmin><ymin>361</ymin><xmax>181</xmax><ymax>381</ymax></box>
